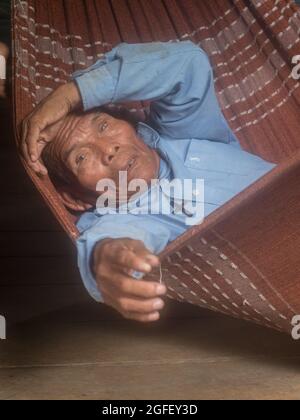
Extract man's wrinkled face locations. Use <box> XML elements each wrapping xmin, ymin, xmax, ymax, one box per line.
<box><xmin>47</xmin><ymin>111</ymin><xmax>160</xmax><ymax>203</ymax></box>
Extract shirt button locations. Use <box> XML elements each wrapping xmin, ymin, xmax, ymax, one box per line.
<box><xmin>190</xmin><ymin>156</ymin><xmax>200</xmax><ymax>162</ymax></box>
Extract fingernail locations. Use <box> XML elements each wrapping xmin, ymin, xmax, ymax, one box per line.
<box><xmin>146</xmin><ymin>255</ymin><xmax>159</xmax><ymax>264</ymax></box>
<box><xmin>143</xmin><ymin>263</ymin><xmax>151</xmax><ymax>272</ymax></box>
<box><xmin>30</xmin><ymin>154</ymin><xmax>36</xmax><ymax>161</ymax></box>
<box><xmin>153</xmin><ymin>299</ymin><xmax>164</xmax><ymax>310</ymax></box>
<box><xmin>149</xmin><ymin>312</ymin><xmax>160</xmax><ymax>321</ymax></box>
<box><xmin>156</xmin><ymin>285</ymin><xmax>167</xmax><ymax>295</ymax></box>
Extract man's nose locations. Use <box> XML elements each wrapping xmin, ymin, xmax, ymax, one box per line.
<box><xmin>101</xmin><ymin>144</ymin><xmax>120</xmax><ymax>166</ymax></box>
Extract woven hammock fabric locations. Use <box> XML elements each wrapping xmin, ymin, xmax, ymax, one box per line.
<box><xmin>12</xmin><ymin>0</ymin><xmax>300</xmax><ymax>334</ymax></box>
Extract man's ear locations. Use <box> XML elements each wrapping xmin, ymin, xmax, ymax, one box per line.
<box><xmin>58</xmin><ymin>188</ymin><xmax>94</xmax><ymax>212</ymax></box>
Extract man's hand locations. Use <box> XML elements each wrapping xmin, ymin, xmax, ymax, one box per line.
<box><xmin>20</xmin><ymin>81</ymin><xmax>81</xmax><ymax>175</ymax></box>
<box><xmin>93</xmin><ymin>238</ymin><xmax>167</xmax><ymax>322</ymax></box>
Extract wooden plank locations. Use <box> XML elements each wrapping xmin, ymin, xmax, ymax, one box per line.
<box><xmin>1</xmin><ymin>357</ymin><xmax>299</xmax><ymax>400</ymax></box>
<box><xmin>0</xmin><ymin>315</ymin><xmax>298</xmax><ymax>399</ymax></box>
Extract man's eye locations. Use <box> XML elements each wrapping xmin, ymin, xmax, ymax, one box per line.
<box><xmin>75</xmin><ymin>154</ymin><xmax>86</xmax><ymax>165</ymax></box>
<box><xmin>99</xmin><ymin>121</ymin><xmax>108</xmax><ymax>132</ymax></box>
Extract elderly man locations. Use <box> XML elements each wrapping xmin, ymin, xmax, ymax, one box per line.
<box><xmin>22</xmin><ymin>41</ymin><xmax>275</xmax><ymax>323</ymax></box>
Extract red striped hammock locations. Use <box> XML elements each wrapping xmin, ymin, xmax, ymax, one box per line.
<box><xmin>12</xmin><ymin>0</ymin><xmax>300</xmax><ymax>334</ymax></box>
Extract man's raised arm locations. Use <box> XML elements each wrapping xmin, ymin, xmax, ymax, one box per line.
<box><xmin>73</xmin><ymin>41</ymin><xmax>224</xmax><ymax>141</ymax></box>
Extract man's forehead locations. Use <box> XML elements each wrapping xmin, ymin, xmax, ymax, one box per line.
<box><xmin>57</xmin><ymin>111</ymin><xmax>101</xmax><ymax>149</ymax></box>
<box><xmin>71</xmin><ymin>111</ymin><xmax>100</xmax><ymax>133</ymax></box>
<box><xmin>70</xmin><ymin>111</ymin><xmax>114</xmax><ymax>136</ymax></box>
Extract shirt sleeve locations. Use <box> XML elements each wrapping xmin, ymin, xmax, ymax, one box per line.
<box><xmin>76</xmin><ymin>213</ymin><xmax>181</xmax><ymax>303</ymax></box>
<box><xmin>72</xmin><ymin>41</ymin><xmax>230</xmax><ymax>142</ymax></box>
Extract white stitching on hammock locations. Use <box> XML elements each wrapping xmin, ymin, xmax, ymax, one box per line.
<box><xmin>218</xmin><ymin>56</ymin><xmax>285</xmax><ymax>97</ymax></box>
<box><xmin>175</xmin><ymin>253</ymin><xmax>243</xmax><ymax>312</ymax></box>
<box><xmin>227</xmin><ymin>72</ymin><xmax>292</xmax><ymax>121</ymax></box>
<box><xmin>190</xmin><ymin>235</ymin><xmax>290</xmax><ymax>325</ymax></box>
<box><xmin>249</xmin><ymin>282</ymin><xmax>258</xmax><ymax>291</ymax></box>
<box><xmin>212</xmin><ymin>231</ymin><xmax>293</xmax><ymax>319</ymax></box>
<box><xmin>177</xmin><ymin>1</ymin><xmax>294</xmax><ymax>61</ymax></box>
<box><xmin>16</xmin><ymin>1</ymin><xmax>297</xmax><ymax>72</ymax></box>
<box><xmin>191</xmin><ymin>277</ymin><xmax>200</xmax><ymax>286</ymax></box>
<box><xmin>15</xmin><ymin>22</ymin><xmax>296</xmax><ymax>113</ymax></box>
<box><xmin>223</xmin><ymin>279</ymin><xmax>233</xmax><ymax>287</ymax></box>
<box><xmin>183</xmin><ymin>245</ymin><xmax>245</xmax><ymax>310</ymax></box>
<box><xmin>213</xmin><ymin>41</ymin><xmax>281</xmax><ymax>85</ymax></box>
<box><xmin>17</xmin><ymin>0</ymin><xmax>241</xmax><ymax>47</ymax></box>
<box><xmin>197</xmin><ymin>5</ymin><xmax>296</xmax><ymax>59</ymax></box>
<box><xmin>234</xmin><ymin>83</ymin><xmax>300</xmax><ymax>132</ymax></box>
<box><xmin>16</xmin><ymin>0</ymin><xmax>298</xmax><ymax>92</ymax></box>
<box><xmin>202</xmin><ymin>13</ymin><xmax>298</xmax><ymax>88</ymax></box>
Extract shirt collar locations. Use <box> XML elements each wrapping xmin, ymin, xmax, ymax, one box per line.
<box><xmin>137</xmin><ymin>121</ymin><xmax>173</xmax><ymax>182</ymax></box>
<box><xmin>136</xmin><ymin>122</ymin><xmax>160</xmax><ymax>149</ymax></box>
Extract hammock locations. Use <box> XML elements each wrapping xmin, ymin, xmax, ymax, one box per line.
<box><xmin>12</xmin><ymin>0</ymin><xmax>300</xmax><ymax>334</ymax></box>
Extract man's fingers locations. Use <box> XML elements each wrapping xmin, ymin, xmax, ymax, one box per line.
<box><xmin>116</xmin><ymin>275</ymin><xmax>167</xmax><ymax>299</ymax></box>
<box><xmin>21</xmin><ymin>139</ymin><xmax>47</xmax><ymax>175</ymax></box>
<box><xmin>96</xmin><ymin>266</ymin><xmax>167</xmax><ymax>299</ymax></box>
<box><xmin>96</xmin><ymin>273</ymin><xmax>166</xmax><ymax>313</ymax></box>
<box><xmin>20</xmin><ymin>139</ymin><xmax>35</xmax><ymax>170</ymax></box>
<box><xmin>35</xmin><ymin>141</ymin><xmax>49</xmax><ymax>175</ymax></box>
<box><xmin>25</xmin><ymin>121</ymin><xmax>43</xmax><ymax>161</ymax></box>
<box><xmin>144</xmin><ymin>254</ymin><xmax>161</xmax><ymax>266</ymax></box>
<box><xmin>96</xmin><ymin>239</ymin><xmax>160</xmax><ymax>275</ymax></box>
<box><xmin>115</xmin><ymin>250</ymin><xmax>153</xmax><ymax>274</ymax></box>
<box><xmin>124</xmin><ymin>311</ymin><xmax>161</xmax><ymax>323</ymax></box>
<box><xmin>102</xmin><ymin>293</ymin><xmax>162</xmax><ymax>323</ymax></box>
<box><xmin>118</xmin><ymin>295</ymin><xmax>165</xmax><ymax>314</ymax></box>
<box><xmin>130</xmin><ymin>240</ymin><xmax>160</xmax><ymax>269</ymax></box>
<box><xmin>23</xmin><ymin>117</ymin><xmax>48</xmax><ymax>174</ymax></box>
<box><xmin>115</xmin><ymin>247</ymin><xmax>160</xmax><ymax>274</ymax></box>
<box><xmin>21</xmin><ymin>120</ymin><xmax>28</xmax><ymax>148</ymax></box>
<box><xmin>94</xmin><ymin>239</ymin><xmax>166</xmax><ymax>323</ymax></box>
<box><xmin>20</xmin><ymin>118</ymin><xmax>48</xmax><ymax>175</ymax></box>
<box><xmin>35</xmin><ymin>160</ymin><xmax>48</xmax><ymax>176</ymax></box>
<box><xmin>130</xmin><ymin>279</ymin><xmax>167</xmax><ymax>299</ymax></box>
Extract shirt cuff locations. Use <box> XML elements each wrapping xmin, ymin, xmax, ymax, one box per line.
<box><xmin>76</xmin><ymin>237</ymin><xmax>104</xmax><ymax>303</ymax></box>
<box><xmin>73</xmin><ymin>65</ymin><xmax>115</xmax><ymax>111</ymax></box>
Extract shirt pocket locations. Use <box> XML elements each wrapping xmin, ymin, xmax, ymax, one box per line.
<box><xmin>184</xmin><ymin>139</ymin><xmax>257</xmax><ymax>177</ymax></box>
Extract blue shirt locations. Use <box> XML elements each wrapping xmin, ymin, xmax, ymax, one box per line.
<box><xmin>73</xmin><ymin>41</ymin><xmax>275</xmax><ymax>302</ymax></box>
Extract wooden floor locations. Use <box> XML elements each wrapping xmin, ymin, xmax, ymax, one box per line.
<box><xmin>1</xmin><ymin>101</ymin><xmax>300</xmax><ymax>400</ymax></box>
